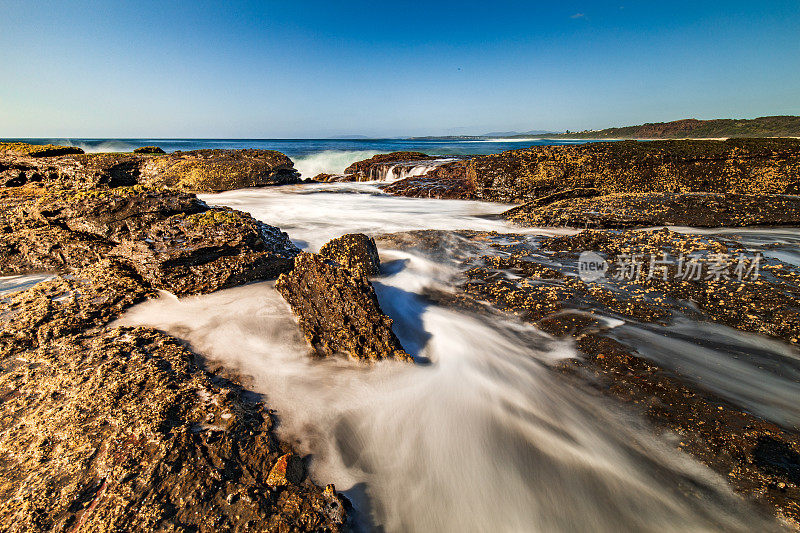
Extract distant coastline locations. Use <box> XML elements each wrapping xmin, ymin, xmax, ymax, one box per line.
<box><xmin>411</xmin><ymin>115</ymin><xmax>800</xmax><ymax>141</ymax></box>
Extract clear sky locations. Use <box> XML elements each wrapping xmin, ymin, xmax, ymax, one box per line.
<box><xmin>1</xmin><ymin>0</ymin><xmax>799</xmax><ymax>138</ymax></box>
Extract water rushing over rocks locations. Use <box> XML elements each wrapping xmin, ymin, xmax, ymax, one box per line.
<box><xmin>119</xmin><ymin>183</ymin><xmax>799</xmax><ymax>531</ymax></box>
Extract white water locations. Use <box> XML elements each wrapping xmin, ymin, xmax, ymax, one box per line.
<box><xmin>292</xmin><ymin>150</ymin><xmax>386</xmax><ymax>178</ymax></box>
<box><xmin>118</xmin><ymin>184</ymin><xmax>792</xmax><ymax>532</ymax></box>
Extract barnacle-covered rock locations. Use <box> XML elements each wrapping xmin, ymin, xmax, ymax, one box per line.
<box><xmin>140</xmin><ymin>149</ymin><xmax>301</xmax><ymax>191</ymax></box>
<box><xmin>276</xmin><ymin>251</ymin><xmax>412</xmax><ymax>363</ymax></box>
<box><xmin>319</xmin><ymin>233</ymin><xmax>381</xmax><ymax>276</ymax></box>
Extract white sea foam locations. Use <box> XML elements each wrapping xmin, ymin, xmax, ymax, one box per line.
<box><xmin>291</xmin><ymin>150</ymin><xmax>387</xmax><ymax>178</ymax></box>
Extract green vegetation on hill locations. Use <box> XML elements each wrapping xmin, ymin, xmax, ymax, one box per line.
<box><xmin>543</xmin><ymin>115</ymin><xmax>800</xmax><ymax>139</ymax></box>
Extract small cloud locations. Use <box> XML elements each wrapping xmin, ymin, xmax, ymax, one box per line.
<box><xmin>571</xmin><ymin>13</ymin><xmax>585</xmax><ymax>19</ymax></box>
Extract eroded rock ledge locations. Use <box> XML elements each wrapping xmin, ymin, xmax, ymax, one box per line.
<box><xmin>0</xmin><ymin>148</ymin><xmax>349</xmax><ymax>530</ymax></box>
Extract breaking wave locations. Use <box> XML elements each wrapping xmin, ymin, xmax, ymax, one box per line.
<box><xmin>291</xmin><ymin>150</ymin><xmax>387</xmax><ymax>178</ymax></box>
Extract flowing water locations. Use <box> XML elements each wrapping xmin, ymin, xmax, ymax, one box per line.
<box><xmin>116</xmin><ymin>183</ymin><xmax>799</xmax><ymax>532</ymax></box>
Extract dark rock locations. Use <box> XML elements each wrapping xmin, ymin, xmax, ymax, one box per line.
<box><xmin>140</xmin><ymin>149</ymin><xmax>301</xmax><ymax>191</ymax></box>
<box><xmin>276</xmin><ymin>251</ymin><xmax>412</xmax><ymax>363</ymax></box>
<box><xmin>505</xmin><ymin>192</ymin><xmax>800</xmax><ymax>228</ymax></box>
<box><xmin>319</xmin><ymin>233</ymin><xmax>381</xmax><ymax>276</ymax></box>
<box><xmin>382</xmin><ymin>160</ymin><xmax>476</xmax><ymax>199</ymax></box>
<box><xmin>133</xmin><ymin>145</ymin><xmax>166</xmax><ymax>154</ymax></box>
<box><xmin>113</xmin><ymin>208</ymin><xmax>299</xmax><ymax>295</ymax></box>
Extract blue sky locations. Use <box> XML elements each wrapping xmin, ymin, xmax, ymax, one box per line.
<box><xmin>1</xmin><ymin>1</ymin><xmax>799</xmax><ymax>137</ymax></box>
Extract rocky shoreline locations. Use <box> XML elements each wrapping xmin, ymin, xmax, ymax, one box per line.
<box><xmin>1</xmin><ymin>139</ymin><xmax>799</xmax><ymax>530</ymax></box>
<box><xmin>0</xmin><ymin>143</ymin><xmax>353</xmax><ymax>531</ymax></box>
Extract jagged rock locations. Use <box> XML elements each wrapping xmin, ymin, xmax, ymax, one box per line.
<box><xmin>319</xmin><ymin>233</ymin><xmax>381</xmax><ymax>276</ymax></box>
<box><xmin>133</xmin><ymin>145</ymin><xmax>166</xmax><ymax>154</ymax></box>
<box><xmin>0</xmin><ymin>259</ymin><xmax>152</xmax><ymax>355</ymax></box>
<box><xmin>267</xmin><ymin>453</ymin><xmax>304</xmax><ymax>486</ymax></box>
<box><xmin>505</xmin><ymin>192</ymin><xmax>800</xmax><ymax>228</ymax></box>
<box><xmin>276</xmin><ymin>251</ymin><xmax>412</xmax><ymax>363</ymax></box>
<box><xmin>341</xmin><ymin>151</ymin><xmax>436</xmax><ymax>181</ymax></box>
<box><xmin>0</xmin><ymin>264</ymin><xmax>348</xmax><ymax>532</ymax></box>
<box><xmin>140</xmin><ymin>149</ymin><xmax>301</xmax><ymax>191</ymax></box>
<box><xmin>0</xmin><ymin>185</ymin><xmax>298</xmax><ymax>295</ymax></box>
<box><xmin>113</xmin><ymin>208</ymin><xmax>299</xmax><ymax>295</ymax></box>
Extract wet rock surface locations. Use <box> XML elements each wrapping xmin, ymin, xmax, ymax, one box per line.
<box><xmin>375</xmin><ymin>228</ymin><xmax>800</xmax><ymax>527</ymax></box>
<box><xmin>0</xmin><ymin>157</ymin><xmax>348</xmax><ymax>529</ymax></box>
<box><xmin>0</xmin><ymin>184</ymin><xmax>298</xmax><ymax>295</ymax></box>
<box><xmin>276</xmin><ymin>248</ymin><xmax>412</xmax><ymax>363</ymax></box>
<box><xmin>384</xmin><ymin>139</ymin><xmax>800</xmax><ymax>226</ymax></box>
<box><xmin>0</xmin><ymin>143</ymin><xmax>302</xmax><ymax>193</ymax></box>
<box><xmin>0</xmin><ymin>263</ymin><xmax>349</xmax><ymax>532</ymax></box>
<box><xmin>113</xmin><ymin>208</ymin><xmax>298</xmax><ymax>296</ymax></box>
<box><xmin>341</xmin><ymin>151</ymin><xmax>435</xmax><ymax>181</ymax></box>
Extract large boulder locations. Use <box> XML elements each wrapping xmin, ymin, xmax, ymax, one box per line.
<box><xmin>0</xmin><ymin>185</ymin><xmax>298</xmax><ymax>295</ymax></box>
<box><xmin>34</xmin><ymin>186</ymin><xmax>206</xmax><ymax>242</ymax></box>
<box><xmin>140</xmin><ymin>149</ymin><xmax>301</xmax><ymax>191</ymax></box>
<box><xmin>276</xmin><ymin>251</ymin><xmax>412</xmax><ymax>363</ymax></box>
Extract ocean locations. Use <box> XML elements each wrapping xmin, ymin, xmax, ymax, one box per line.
<box><xmin>2</xmin><ymin>137</ymin><xmax>589</xmax><ymax>178</ymax></box>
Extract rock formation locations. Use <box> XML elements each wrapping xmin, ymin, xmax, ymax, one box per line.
<box><xmin>0</xmin><ymin>144</ymin><xmax>348</xmax><ymax>530</ymax></box>
<box><xmin>133</xmin><ymin>145</ymin><xmax>166</xmax><ymax>154</ymax></box>
<box><xmin>139</xmin><ymin>149</ymin><xmax>301</xmax><ymax>191</ymax></box>
<box><xmin>319</xmin><ymin>233</ymin><xmax>381</xmax><ymax>276</ymax></box>
<box><xmin>0</xmin><ymin>143</ymin><xmax>302</xmax><ymax>193</ymax></box>
<box><xmin>0</xmin><ymin>262</ymin><xmax>348</xmax><ymax>531</ymax></box>
<box><xmin>505</xmin><ymin>192</ymin><xmax>800</xmax><ymax>228</ymax></box>
<box><xmin>276</xmin><ymin>244</ymin><xmax>412</xmax><ymax>363</ymax></box>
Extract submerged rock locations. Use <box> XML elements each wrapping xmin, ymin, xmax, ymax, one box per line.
<box><xmin>140</xmin><ymin>149</ymin><xmax>301</xmax><ymax>191</ymax></box>
<box><xmin>276</xmin><ymin>251</ymin><xmax>412</xmax><ymax>363</ymax></box>
<box><xmin>505</xmin><ymin>192</ymin><xmax>800</xmax><ymax>228</ymax></box>
<box><xmin>319</xmin><ymin>233</ymin><xmax>381</xmax><ymax>276</ymax></box>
